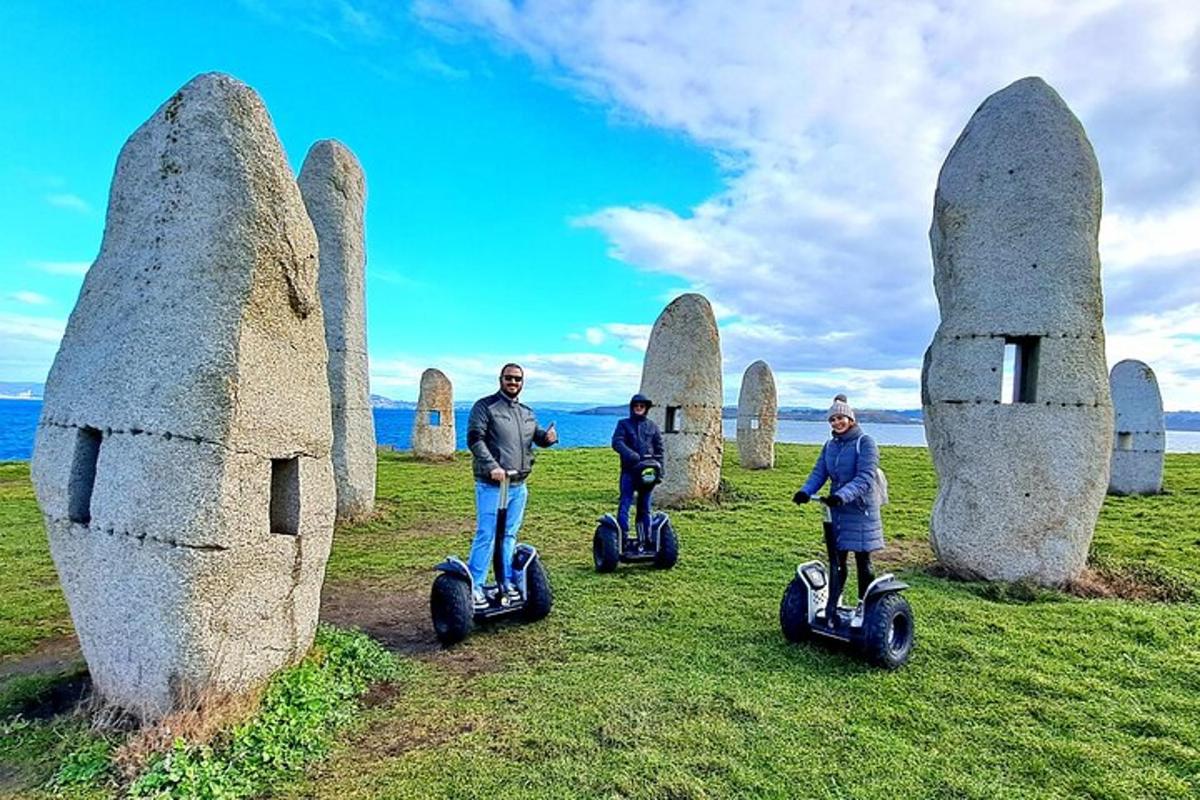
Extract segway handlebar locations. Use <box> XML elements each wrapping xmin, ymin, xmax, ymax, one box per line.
<box><xmin>498</xmin><ymin>469</ymin><xmax>518</xmax><ymax>508</ymax></box>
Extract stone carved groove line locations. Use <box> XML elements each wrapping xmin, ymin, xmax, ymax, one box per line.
<box><xmin>38</xmin><ymin>420</ymin><xmax>322</xmax><ymax>462</ymax></box>
<box><xmin>40</xmin><ymin>519</ymin><xmax>231</xmax><ymax>552</ymax></box>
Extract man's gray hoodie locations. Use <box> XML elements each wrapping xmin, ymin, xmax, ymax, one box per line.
<box><xmin>467</xmin><ymin>391</ymin><xmax>554</xmax><ymax>484</ymax></box>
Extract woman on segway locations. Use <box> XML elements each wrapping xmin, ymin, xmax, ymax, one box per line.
<box><xmin>792</xmin><ymin>394</ymin><xmax>884</xmax><ymax>626</ymax></box>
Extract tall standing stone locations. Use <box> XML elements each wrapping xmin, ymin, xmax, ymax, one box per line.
<box><xmin>639</xmin><ymin>293</ymin><xmax>723</xmax><ymax>506</ymax></box>
<box><xmin>921</xmin><ymin>77</ymin><xmax>1112</xmax><ymax>585</ymax></box>
<box><xmin>736</xmin><ymin>360</ymin><xmax>776</xmax><ymax>469</ymax></box>
<box><xmin>1108</xmin><ymin>359</ymin><xmax>1164</xmax><ymax>495</ymax></box>
<box><xmin>299</xmin><ymin>140</ymin><xmax>376</xmax><ymax>524</ymax></box>
<box><xmin>412</xmin><ymin>368</ymin><xmax>455</xmax><ymax>460</ymax></box>
<box><xmin>30</xmin><ymin>73</ymin><xmax>336</xmax><ymax>720</ymax></box>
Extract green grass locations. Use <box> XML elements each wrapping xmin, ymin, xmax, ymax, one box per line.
<box><xmin>2</xmin><ymin>446</ymin><xmax>1199</xmax><ymax>798</ymax></box>
<box><xmin>0</xmin><ymin>461</ymin><xmax>72</xmax><ymax>656</ymax></box>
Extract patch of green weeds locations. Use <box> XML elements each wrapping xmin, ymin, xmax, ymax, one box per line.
<box><xmin>125</xmin><ymin>626</ymin><xmax>401</xmax><ymax>798</ymax></box>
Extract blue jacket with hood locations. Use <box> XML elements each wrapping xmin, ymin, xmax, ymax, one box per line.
<box><xmin>611</xmin><ymin>394</ymin><xmax>664</xmax><ymax>475</ymax></box>
<box><xmin>799</xmin><ymin>424</ymin><xmax>885</xmax><ymax>552</ymax></box>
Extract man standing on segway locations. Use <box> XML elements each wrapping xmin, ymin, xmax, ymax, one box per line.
<box><xmin>466</xmin><ymin>363</ymin><xmax>557</xmax><ymax>608</ymax></box>
<box><xmin>611</xmin><ymin>393</ymin><xmax>664</xmax><ymax>539</ymax></box>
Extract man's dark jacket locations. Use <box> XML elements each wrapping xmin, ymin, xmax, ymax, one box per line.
<box><xmin>468</xmin><ymin>391</ymin><xmax>554</xmax><ymax>484</ymax></box>
<box><xmin>611</xmin><ymin>394</ymin><xmax>664</xmax><ymax>475</ymax></box>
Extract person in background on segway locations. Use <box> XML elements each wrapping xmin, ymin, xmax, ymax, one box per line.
<box><xmin>792</xmin><ymin>394</ymin><xmax>884</xmax><ymax>626</ymax></box>
<box><xmin>466</xmin><ymin>363</ymin><xmax>558</xmax><ymax>608</ymax></box>
<box><xmin>610</xmin><ymin>393</ymin><xmax>664</xmax><ymax>538</ymax></box>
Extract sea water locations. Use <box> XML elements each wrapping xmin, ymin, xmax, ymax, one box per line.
<box><xmin>3</xmin><ymin>399</ymin><xmax>1198</xmax><ymax>461</ymax></box>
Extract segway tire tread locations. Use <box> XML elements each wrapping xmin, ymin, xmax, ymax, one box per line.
<box><xmin>653</xmin><ymin>519</ymin><xmax>678</xmax><ymax>569</ymax></box>
<box><xmin>861</xmin><ymin>592</ymin><xmax>914</xmax><ymax>669</ymax></box>
<box><xmin>780</xmin><ymin>576</ymin><xmax>812</xmax><ymax>642</ymax></box>
<box><xmin>522</xmin><ymin>558</ymin><xmax>553</xmax><ymax>621</ymax></box>
<box><xmin>593</xmin><ymin>525</ymin><xmax>620</xmax><ymax>572</ymax></box>
<box><xmin>431</xmin><ymin>573</ymin><xmax>473</xmax><ymax>646</ymax></box>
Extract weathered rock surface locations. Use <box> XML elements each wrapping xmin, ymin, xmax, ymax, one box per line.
<box><xmin>412</xmin><ymin>368</ymin><xmax>455</xmax><ymax>460</ymax></box>
<box><xmin>736</xmin><ymin>360</ymin><xmax>776</xmax><ymax>469</ymax></box>
<box><xmin>31</xmin><ymin>73</ymin><xmax>335</xmax><ymax>720</ymax></box>
<box><xmin>299</xmin><ymin>140</ymin><xmax>376</xmax><ymax>523</ymax></box>
<box><xmin>639</xmin><ymin>293</ymin><xmax>723</xmax><ymax>505</ymax></box>
<box><xmin>1108</xmin><ymin>359</ymin><xmax>1164</xmax><ymax>495</ymax></box>
<box><xmin>921</xmin><ymin>77</ymin><xmax>1112</xmax><ymax>585</ymax></box>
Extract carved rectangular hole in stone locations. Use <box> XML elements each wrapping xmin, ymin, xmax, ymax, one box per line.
<box><xmin>68</xmin><ymin>427</ymin><xmax>102</xmax><ymax>524</ymax></box>
<box><xmin>1001</xmin><ymin>337</ymin><xmax>1040</xmax><ymax>404</ymax></box>
<box><xmin>1118</xmin><ymin>432</ymin><xmax>1133</xmax><ymax>451</ymax></box>
<box><xmin>428</xmin><ymin>410</ymin><xmax>441</xmax><ymax>427</ymax></box>
<box><xmin>665</xmin><ymin>406</ymin><xmax>682</xmax><ymax>433</ymax></box>
<box><xmin>270</xmin><ymin>458</ymin><xmax>300</xmax><ymax>536</ymax></box>
<box><xmin>750</xmin><ymin>418</ymin><xmax>760</xmax><ymax>430</ymax></box>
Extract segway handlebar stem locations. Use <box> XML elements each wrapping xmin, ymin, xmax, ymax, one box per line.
<box><xmin>811</xmin><ymin>495</ymin><xmax>834</xmax><ymax>524</ymax></box>
<box><xmin>498</xmin><ymin>469</ymin><xmax>518</xmax><ymax>510</ymax></box>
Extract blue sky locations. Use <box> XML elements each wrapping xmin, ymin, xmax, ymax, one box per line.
<box><xmin>2</xmin><ymin>2</ymin><xmax>1198</xmax><ymax>409</ymax></box>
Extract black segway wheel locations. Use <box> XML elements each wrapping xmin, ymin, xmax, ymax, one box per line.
<box><xmin>779</xmin><ymin>576</ymin><xmax>812</xmax><ymax>642</ymax></box>
<box><xmin>653</xmin><ymin>518</ymin><xmax>678</xmax><ymax>569</ymax></box>
<box><xmin>430</xmin><ymin>573</ymin><xmax>473</xmax><ymax>646</ymax></box>
<box><xmin>861</xmin><ymin>592</ymin><xmax>914</xmax><ymax>669</ymax></box>
<box><xmin>593</xmin><ymin>525</ymin><xmax>620</xmax><ymax>572</ymax></box>
<box><xmin>522</xmin><ymin>557</ymin><xmax>553</xmax><ymax>622</ymax></box>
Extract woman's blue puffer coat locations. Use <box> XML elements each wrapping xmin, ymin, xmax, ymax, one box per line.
<box><xmin>799</xmin><ymin>425</ymin><xmax>884</xmax><ymax>552</ymax></box>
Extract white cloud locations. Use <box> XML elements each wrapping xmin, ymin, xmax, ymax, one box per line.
<box><xmin>1106</xmin><ymin>303</ymin><xmax>1200</xmax><ymax>410</ymax></box>
<box><xmin>421</xmin><ymin>0</ymin><xmax>1200</xmax><ymax>409</ymax></box>
<box><xmin>569</xmin><ymin>322</ymin><xmax>652</xmax><ymax>352</ymax></box>
<box><xmin>31</xmin><ymin>260</ymin><xmax>91</xmax><ymax>276</ymax></box>
<box><xmin>8</xmin><ymin>292</ymin><xmax>50</xmax><ymax>306</ymax></box>
<box><xmin>370</xmin><ymin>349</ymin><xmax>642</xmax><ymax>403</ymax></box>
<box><xmin>0</xmin><ymin>313</ymin><xmax>67</xmax><ymax>379</ymax></box>
<box><xmin>45</xmin><ymin>193</ymin><xmax>91</xmax><ymax>214</ymax></box>
<box><xmin>0</xmin><ymin>313</ymin><xmax>66</xmax><ymax>344</ymax></box>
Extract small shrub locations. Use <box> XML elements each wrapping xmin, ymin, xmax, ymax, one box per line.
<box><xmin>36</xmin><ymin>626</ymin><xmax>398</xmax><ymax>799</ymax></box>
<box><xmin>127</xmin><ymin>625</ymin><xmax>399</xmax><ymax>798</ymax></box>
<box><xmin>51</xmin><ymin>736</ymin><xmax>114</xmax><ymax>789</ymax></box>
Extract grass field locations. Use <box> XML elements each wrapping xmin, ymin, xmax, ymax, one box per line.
<box><xmin>2</xmin><ymin>445</ymin><xmax>1199</xmax><ymax>798</ymax></box>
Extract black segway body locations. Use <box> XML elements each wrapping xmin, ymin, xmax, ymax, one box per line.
<box><xmin>594</xmin><ymin>459</ymin><xmax>678</xmax><ymax>571</ymax></box>
<box><xmin>779</xmin><ymin>496</ymin><xmax>914</xmax><ymax>668</ymax></box>
<box><xmin>430</xmin><ymin>472</ymin><xmax>553</xmax><ymax>645</ymax></box>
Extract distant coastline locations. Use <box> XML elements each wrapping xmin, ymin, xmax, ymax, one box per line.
<box><xmin>5</xmin><ymin>383</ymin><xmax>1200</xmax><ymax>430</ymax></box>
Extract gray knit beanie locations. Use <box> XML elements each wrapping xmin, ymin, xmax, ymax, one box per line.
<box><xmin>827</xmin><ymin>393</ymin><xmax>855</xmax><ymax>422</ymax></box>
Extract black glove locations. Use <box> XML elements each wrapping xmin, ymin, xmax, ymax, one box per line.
<box><xmin>792</xmin><ymin>490</ymin><xmax>810</xmax><ymax>505</ymax></box>
<box><xmin>823</xmin><ymin>494</ymin><xmax>844</xmax><ymax>508</ymax></box>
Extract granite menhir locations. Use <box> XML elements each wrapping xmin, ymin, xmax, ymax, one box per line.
<box><xmin>639</xmin><ymin>293</ymin><xmax>723</xmax><ymax>506</ymax></box>
<box><xmin>412</xmin><ymin>368</ymin><xmax>456</xmax><ymax>460</ymax></box>
<box><xmin>920</xmin><ymin>77</ymin><xmax>1112</xmax><ymax>585</ymax></box>
<box><xmin>736</xmin><ymin>360</ymin><xmax>776</xmax><ymax>469</ymax></box>
<box><xmin>1108</xmin><ymin>359</ymin><xmax>1164</xmax><ymax>495</ymax></box>
<box><xmin>299</xmin><ymin>140</ymin><xmax>376</xmax><ymax>523</ymax></box>
<box><xmin>31</xmin><ymin>73</ymin><xmax>336</xmax><ymax>720</ymax></box>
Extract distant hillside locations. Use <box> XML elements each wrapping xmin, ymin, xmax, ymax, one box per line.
<box><xmin>0</xmin><ymin>382</ymin><xmax>43</xmax><ymax>399</ymax></box>
<box><xmin>1167</xmin><ymin>412</ymin><xmax>1200</xmax><ymax>431</ymax></box>
<box><xmin>576</xmin><ymin>404</ymin><xmax>925</xmax><ymax>425</ymax></box>
<box><xmin>369</xmin><ymin>394</ymin><xmax>416</xmax><ymax>409</ymax></box>
<box><xmin>7</xmin><ymin>382</ymin><xmax>1200</xmax><ymax>430</ymax></box>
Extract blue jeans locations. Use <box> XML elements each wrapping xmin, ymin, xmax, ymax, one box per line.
<box><xmin>468</xmin><ymin>480</ymin><xmax>529</xmax><ymax>587</ymax></box>
<box><xmin>616</xmin><ymin>472</ymin><xmax>652</xmax><ymax>535</ymax></box>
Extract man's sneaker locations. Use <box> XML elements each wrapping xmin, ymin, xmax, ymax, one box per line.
<box><xmin>503</xmin><ymin>583</ymin><xmax>522</xmax><ymax>602</ymax></box>
<box><xmin>472</xmin><ymin>587</ymin><xmax>488</xmax><ymax>610</ymax></box>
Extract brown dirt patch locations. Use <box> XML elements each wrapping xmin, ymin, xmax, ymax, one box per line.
<box><xmin>0</xmin><ymin>634</ymin><xmax>83</xmax><ymax>683</ymax></box>
<box><xmin>876</xmin><ymin>537</ymin><xmax>935</xmax><ymax>569</ymax></box>
<box><xmin>1066</xmin><ymin>566</ymin><xmax>1194</xmax><ymax>603</ymax></box>
<box><xmin>320</xmin><ymin>580</ymin><xmax>501</xmax><ymax>677</ymax></box>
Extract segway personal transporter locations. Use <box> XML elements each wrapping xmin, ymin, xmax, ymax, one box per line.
<box><xmin>430</xmin><ymin>471</ymin><xmax>553</xmax><ymax>645</ymax></box>
<box><xmin>779</xmin><ymin>495</ymin><xmax>914</xmax><ymax>668</ymax></box>
<box><xmin>593</xmin><ymin>458</ymin><xmax>678</xmax><ymax>571</ymax></box>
